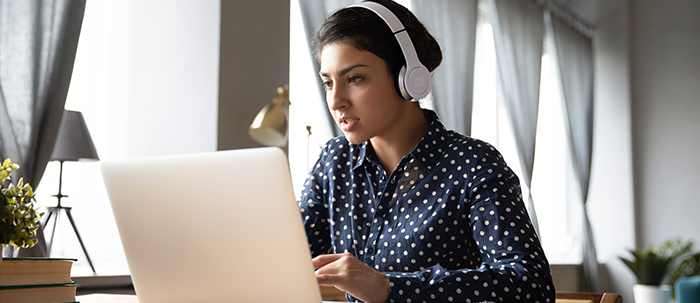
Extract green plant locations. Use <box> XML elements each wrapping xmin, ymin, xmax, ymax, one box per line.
<box><xmin>0</xmin><ymin>158</ymin><xmax>42</xmax><ymax>250</ymax></box>
<box><xmin>620</xmin><ymin>238</ymin><xmax>693</xmax><ymax>285</ymax></box>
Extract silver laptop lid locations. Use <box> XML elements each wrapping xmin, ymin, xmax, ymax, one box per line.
<box><xmin>101</xmin><ymin>147</ymin><xmax>322</xmax><ymax>303</ymax></box>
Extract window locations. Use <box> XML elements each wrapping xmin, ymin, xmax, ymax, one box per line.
<box><xmin>34</xmin><ymin>1</ymin><xmax>131</xmax><ymax>276</ymax></box>
<box><xmin>470</xmin><ymin>7</ymin><xmax>581</xmax><ymax>264</ymax></box>
<box><xmin>288</xmin><ymin>0</ymin><xmax>327</xmax><ymax>195</ymax></box>
<box><xmin>34</xmin><ymin>0</ymin><xmax>220</xmax><ymax>276</ymax></box>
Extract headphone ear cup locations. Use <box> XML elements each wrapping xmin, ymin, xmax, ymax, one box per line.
<box><xmin>396</xmin><ymin>65</ymin><xmax>412</xmax><ymax>100</ymax></box>
<box><xmin>348</xmin><ymin>2</ymin><xmax>432</xmax><ymax>101</ymax></box>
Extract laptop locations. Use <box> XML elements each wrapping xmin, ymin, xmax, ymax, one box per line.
<box><xmin>101</xmin><ymin>147</ymin><xmax>324</xmax><ymax>303</ymax></box>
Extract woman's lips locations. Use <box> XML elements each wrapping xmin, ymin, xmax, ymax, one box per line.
<box><xmin>340</xmin><ymin>117</ymin><xmax>359</xmax><ymax>132</ymax></box>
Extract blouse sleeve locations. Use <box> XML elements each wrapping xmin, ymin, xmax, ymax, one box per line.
<box><xmin>382</xmin><ymin>146</ymin><xmax>555</xmax><ymax>303</ymax></box>
<box><xmin>298</xmin><ymin>144</ymin><xmax>333</xmax><ymax>258</ymax></box>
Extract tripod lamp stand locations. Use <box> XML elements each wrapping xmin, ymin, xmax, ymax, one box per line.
<box><xmin>44</xmin><ymin>110</ymin><xmax>99</xmax><ymax>272</ymax></box>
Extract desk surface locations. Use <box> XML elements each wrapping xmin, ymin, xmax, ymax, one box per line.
<box><xmin>77</xmin><ymin>294</ymin><xmax>591</xmax><ymax>303</ymax></box>
<box><xmin>76</xmin><ymin>294</ymin><xmax>348</xmax><ymax>303</ymax></box>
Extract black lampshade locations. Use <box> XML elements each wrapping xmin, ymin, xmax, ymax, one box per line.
<box><xmin>50</xmin><ymin>110</ymin><xmax>100</xmax><ymax>162</ymax></box>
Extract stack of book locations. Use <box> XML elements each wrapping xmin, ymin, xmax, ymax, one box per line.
<box><xmin>0</xmin><ymin>257</ymin><xmax>79</xmax><ymax>303</ymax></box>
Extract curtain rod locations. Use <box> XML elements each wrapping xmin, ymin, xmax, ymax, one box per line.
<box><xmin>537</xmin><ymin>0</ymin><xmax>595</xmax><ymax>38</ymax></box>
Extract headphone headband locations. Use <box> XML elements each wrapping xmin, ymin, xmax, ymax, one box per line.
<box><xmin>348</xmin><ymin>2</ymin><xmax>431</xmax><ymax>101</ymax></box>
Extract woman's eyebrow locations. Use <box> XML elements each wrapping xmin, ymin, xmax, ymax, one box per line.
<box><xmin>319</xmin><ymin>64</ymin><xmax>368</xmax><ymax>78</ymax></box>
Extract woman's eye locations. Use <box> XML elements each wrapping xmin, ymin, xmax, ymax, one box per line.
<box><xmin>322</xmin><ymin>80</ymin><xmax>333</xmax><ymax>90</ymax></box>
<box><xmin>348</xmin><ymin>76</ymin><xmax>362</xmax><ymax>84</ymax></box>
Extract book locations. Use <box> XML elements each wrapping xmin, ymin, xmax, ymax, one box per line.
<box><xmin>0</xmin><ymin>257</ymin><xmax>76</xmax><ymax>286</ymax></box>
<box><xmin>0</xmin><ymin>282</ymin><xmax>79</xmax><ymax>303</ymax></box>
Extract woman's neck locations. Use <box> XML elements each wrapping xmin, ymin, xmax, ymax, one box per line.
<box><xmin>370</xmin><ymin>105</ymin><xmax>429</xmax><ymax>176</ymax></box>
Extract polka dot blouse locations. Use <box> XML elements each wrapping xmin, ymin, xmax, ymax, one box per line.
<box><xmin>298</xmin><ymin>110</ymin><xmax>555</xmax><ymax>303</ymax></box>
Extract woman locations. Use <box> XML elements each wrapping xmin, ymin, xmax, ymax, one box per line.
<box><xmin>298</xmin><ymin>1</ymin><xmax>555</xmax><ymax>302</ymax></box>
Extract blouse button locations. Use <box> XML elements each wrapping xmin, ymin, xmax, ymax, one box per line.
<box><xmin>366</xmin><ymin>247</ymin><xmax>374</xmax><ymax>254</ymax></box>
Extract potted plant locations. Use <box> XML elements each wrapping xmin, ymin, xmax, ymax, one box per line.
<box><xmin>0</xmin><ymin>158</ymin><xmax>42</xmax><ymax>263</ymax></box>
<box><xmin>620</xmin><ymin>238</ymin><xmax>694</xmax><ymax>303</ymax></box>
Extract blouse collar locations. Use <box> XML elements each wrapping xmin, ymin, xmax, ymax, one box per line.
<box><xmin>351</xmin><ymin>109</ymin><xmax>450</xmax><ymax>173</ymax></box>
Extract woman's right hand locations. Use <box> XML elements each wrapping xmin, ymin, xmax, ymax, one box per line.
<box><xmin>313</xmin><ymin>252</ymin><xmax>390</xmax><ymax>303</ymax></box>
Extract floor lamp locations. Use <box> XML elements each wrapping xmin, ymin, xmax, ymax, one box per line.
<box><xmin>44</xmin><ymin>110</ymin><xmax>99</xmax><ymax>272</ymax></box>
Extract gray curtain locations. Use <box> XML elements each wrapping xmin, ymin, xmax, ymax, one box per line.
<box><xmin>298</xmin><ymin>0</ymin><xmax>355</xmax><ymax>139</ymax></box>
<box><xmin>411</xmin><ymin>0</ymin><xmax>478</xmax><ymax>135</ymax></box>
<box><xmin>0</xmin><ymin>0</ymin><xmax>86</xmax><ymax>257</ymax></box>
<box><xmin>487</xmin><ymin>0</ymin><xmax>544</xmax><ymax>233</ymax></box>
<box><xmin>549</xmin><ymin>11</ymin><xmax>597</xmax><ymax>291</ymax></box>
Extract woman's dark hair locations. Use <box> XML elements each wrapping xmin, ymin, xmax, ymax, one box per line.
<box><xmin>313</xmin><ymin>0</ymin><xmax>442</xmax><ymax>77</ymax></box>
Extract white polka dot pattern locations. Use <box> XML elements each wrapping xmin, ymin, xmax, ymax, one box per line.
<box><xmin>298</xmin><ymin>110</ymin><xmax>555</xmax><ymax>302</ymax></box>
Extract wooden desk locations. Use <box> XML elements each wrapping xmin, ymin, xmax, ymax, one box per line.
<box><xmin>76</xmin><ymin>285</ymin><xmax>344</xmax><ymax>302</ymax></box>
<box><xmin>77</xmin><ymin>294</ymin><xmax>348</xmax><ymax>303</ymax></box>
<box><xmin>76</xmin><ymin>286</ymin><xmax>346</xmax><ymax>302</ymax></box>
<box><xmin>77</xmin><ymin>293</ymin><xmax>593</xmax><ymax>303</ymax></box>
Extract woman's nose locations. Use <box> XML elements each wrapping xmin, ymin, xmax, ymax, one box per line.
<box><xmin>327</xmin><ymin>85</ymin><xmax>347</xmax><ymax>111</ymax></box>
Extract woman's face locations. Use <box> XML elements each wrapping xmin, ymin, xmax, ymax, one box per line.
<box><xmin>319</xmin><ymin>42</ymin><xmax>408</xmax><ymax>144</ymax></box>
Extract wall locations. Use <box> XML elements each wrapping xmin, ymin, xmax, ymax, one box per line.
<box><xmin>585</xmin><ymin>0</ymin><xmax>636</xmax><ymax>300</ymax></box>
<box><xmin>630</xmin><ymin>0</ymin><xmax>700</xmax><ymax>248</ymax></box>
<box><xmin>125</xmin><ymin>0</ymin><xmax>220</xmax><ymax>157</ymax></box>
<box><xmin>218</xmin><ymin>0</ymin><xmax>290</xmax><ymax>151</ymax></box>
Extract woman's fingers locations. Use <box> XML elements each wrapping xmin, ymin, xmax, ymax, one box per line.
<box><xmin>312</xmin><ymin>252</ymin><xmax>346</xmax><ymax>270</ymax></box>
<box><xmin>313</xmin><ymin>253</ymin><xmax>354</xmax><ymax>288</ymax></box>
<box><xmin>312</xmin><ymin>253</ymin><xmax>390</xmax><ymax>303</ymax></box>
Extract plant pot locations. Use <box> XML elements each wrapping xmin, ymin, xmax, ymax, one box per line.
<box><xmin>633</xmin><ymin>284</ymin><xmax>671</xmax><ymax>303</ymax></box>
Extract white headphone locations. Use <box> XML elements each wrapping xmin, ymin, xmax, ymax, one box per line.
<box><xmin>348</xmin><ymin>1</ymin><xmax>432</xmax><ymax>101</ymax></box>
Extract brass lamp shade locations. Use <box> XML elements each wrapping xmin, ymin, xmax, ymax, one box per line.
<box><xmin>249</xmin><ymin>85</ymin><xmax>289</xmax><ymax>147</ymax></box>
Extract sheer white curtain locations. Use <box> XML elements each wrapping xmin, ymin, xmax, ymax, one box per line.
<box><xmin>411</xmin><ymin>0</ymin><xmax>478</xmax><ymax>135</ymax></box>
<box><xmin>548</xmin><ymin>11</ymin><xmax>597</xmax><ymax>291</ymax></box>
<box><xmin>487</xmin><ymin>0</ymin><xmax>544</xmax><ymax>232</ymax></box>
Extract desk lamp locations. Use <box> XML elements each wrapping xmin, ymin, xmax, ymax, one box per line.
<box><xmin>45</xmin><ymin>110</ymin><xmax>98</xmax><ymax>272</ymax></box>
<box><xmin>249</xmin><ymin>85</ymin><xmax>320</xmax><ymax>170</ymax></box>
<box><xmin>249</xmin><ymin>85</ymin><xmax>290</xmax><ymax>147</ymax></box>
